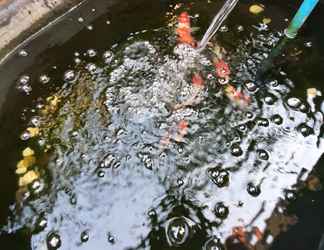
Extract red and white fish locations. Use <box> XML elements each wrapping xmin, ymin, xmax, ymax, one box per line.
<box><xmin>176</xmin><ymin>12</ymin><xmax>196</xmax><ymax>47</ymax></box>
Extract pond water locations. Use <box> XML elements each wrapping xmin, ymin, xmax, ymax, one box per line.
<box><xmin>0</xmin><ymin>1</ymin><xmax>323</xmax><ymax>250</ymax></box>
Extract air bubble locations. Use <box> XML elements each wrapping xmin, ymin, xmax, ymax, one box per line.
<box><xmin>165</xmin><ymin>217</ymin><xmax>190</xmax><ymax>246</ymax></box>
<box><xmin>247</xmin><ymin>183</ymin><xmax>261</xmax><ymax>197</ymax></box>
<box><xmin>285</xmin><ymin>190</ymin><xmax>297</xmax><ymax>201</ymax></box>
<box><xmin>246</xmin><ymin>112</ymin><xmax>254</xmax><ymax>119</ymax></box>
<box><xmin>214</xmin><ymin>203</ymin><xmax>229</xmax><ymax>219</ymax></box>
<box><xmin>64</xmin><ymin>70</ymin><xmax>76</xmax><ymax>82</ymax></box>
<box><xmin>20</xmin><ymin>131</ymin><xmax>31</xmax><ymax>141</ymax></box>
<box><xmin>148</xmin><ymin>209</ymin><xmax>157</xmax><ymax>218</ymax></box>
<box><xmin>236</xmin><ymin>25</ymin><xmax>244</xmax><ymax>32</ymax></box>
<box><xmin>81</xmin><ymin>231</ymin><xmax>89</xmax><ymax>242</ymax></box>
<box><xmin>98</xmin><ymin>171</ymin><xmax>105</xmax><ymax>177</ymax></box>
<box><xmin>78</xmin><ymin>17</ymin><xmax>84</xmax><ymax>23</ymax></box>
<box><xmin>34</xmin><ymin>216</ymin><xmax>47</xmax><ymax>233</ymax></box>
<box><xmin>257</xmin><ymin>149</ymin><xmax>269</xmax><ymax>160</ymax></box>
<box><xmin>203</xmin><ymin>237</ymin><xmax>224</xmax><ymax>250</ymax></box>
<box><xmin>87</xmin><ymin>25</ymin><xmax>93</xmax><ymax>31</ymax></box>
<box><xmin>107</xmin><ymin>233</ymin><xmax>115</xmax><ymax>244</ymax></box>
<box><xmin>256</xmin><ymin>118</ymin><xmax>269</xmax><ymax>127</ymax></box>
<box><xmin>244</xmin><ymin>81</ymin><xmax>258</xmax><ymax>92</ymax></box>
<box><xmin>264</xmin><ymin>94</ymin><xmax>277</xmax><ymax>105</ymax></box>
<box><xmin>30</xmin><ymin>179</ymin><xmax>45</xmax><ymax>194</ymax></box>
<box><xmin>208</xmin><ymin>167</ymin><xmax>229</xmax><ymax>187</ymax></box>
<box><xmin>304</xmin><ymin>41</ymin><xmax>312</xmax><ymax>48</ymax></box>
<box><xmin>87</xmin><ymin>49</ymin><xmax>97</xmax><ymax>58</ymax></box>
<box><xmin>298</xmin><ymin>124</ymin><xmax>313</xmax><ymax>137</ymax></box>
<box><xmin>177</xmin><ymin>178</ymin><xmax>184</xmax><ymax>187</ymax></box>
<box><xmin>271</xmin><ymin>114</ymin><xmax>283</xmax><ymax>125</ymax></box>
<box><xmin>47</xmin><ymin>232</ymin><xmax>62</xmax><ymax>249</ymax></box>
<box><xmin>231</xmin><ymin>144</ymin><xmax>243</xmax><ymax>157</ymax></box>
<box><xmin>100</xmin><ymin>154</ymin><xmax>115</xmax><ymax>168</ymax></box>
<box><xmin>31</xmin><ymin>116</ymin><xmax>41</xmax><ymax>127</ymax></box>
<box><xmin>86</xmin><ymin>63</ymin><xmax>97</xmax><ymax>73</ymax></box>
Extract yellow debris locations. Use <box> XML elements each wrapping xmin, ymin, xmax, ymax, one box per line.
<box><xmin>26</xmin><ymin>127</ymin><xmax>39</xmax><ymax>137</ymax></box>
<box><xmin>16</xmin><ymin>156</ymin><xmax>36</xmax><ymax>170</ymax></box>
<box><xmin>22</xmin><ymin>147</ymin><xmax>35</xmax><ymax>157</ymax></box>
<box><xmin>262</xmin><ymin>17</ymin><xmax>272</xmax><ymax>24</ymax></box>
<box><xmin>16</xmin><ymin>167</ymin><xmax>27</xmax><ymax>175</ymax></box>
<box><xmin>307</xmin><ymin>88</ymin><xmax>318</xmax><ymax>98</ymax></box>
<box><xmin>249</xmin><ymin>4</ymin><xmax>264</xmax><ymax>15</ymax></box>
<box><xmin>19</xmin><ymin>170</ymin><xmax>39</xmax><ymax>186</ymax></box>
<box><xmin>47</xmin><ymin>95</ymin><xmax>60</xmax><ymax>107</ymax></box>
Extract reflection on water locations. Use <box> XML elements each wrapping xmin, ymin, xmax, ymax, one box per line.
<box><xmin>2</xmin><ymin>1</ymin><xmax>324</xmax><ymax>250</ymax></box>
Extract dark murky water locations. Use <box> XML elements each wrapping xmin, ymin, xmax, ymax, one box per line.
<box><xmin>0</xmin><ymin>1</ymin><xmax>323</xmax><ymax>250</ymax></box>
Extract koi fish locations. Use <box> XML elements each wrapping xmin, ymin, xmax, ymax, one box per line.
<box><xmin>191</xmin><ymin>72</ymin><xmax>204</xmax><ymax>88</ymax></box>
<box><xmin>176</xmin><ymin>12</ymin><xmax>196</xmax><ymax>47</ymax></box>
<box><xmin>214</xmin><ymin>59</ymin><xmax>231</xmax><ymax>79</ymax></box>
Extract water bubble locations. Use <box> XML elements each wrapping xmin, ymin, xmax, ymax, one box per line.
<box><xmin>285</xmin><ymin>190</ymin><xmax>297</xmax><ymax>201</ymax></box>
<box><xmin>106</xmin><ymin>20</ymin><xmax>111</xmax><ymax>25</ymax></box>
<box><xmin>238</xmin><ymin>124</ymin><xmax>247</xmax><ymax>132</ymax></box>
<box><xmin>86</xmin><ymin>63</ymin><xmax>97</xmax><ymax>73</ymax></box>
<box><xmin>247</xmin><ymin>183</ymin><xmax>261</xmax><ymax>197</ymax></box>
<box><xmin>244</xmin><ymin>81</ymin><xmax>258</xmax><ymax>92</ymax></box>
<box><xmin>297</xmin><ymin>124</ymin><xmax>313</xmax><ymax>137</ymax></box>
<box><xmin>214</xmin><ymin>202</ymin><xmax>229</xmax><ymax>219</ymax></box>
<box><xmin>231</xmin><ymin>144</ymin><xmax>243</xmax><ymax>157</ymax></box>
<box><xmin>81</xmin><ymin>231</ymin><xmax>89</xmax><ymax>243</ymax></box>
<box><xmin>148</xmin><ymin>209</ymin><xmax>156</xmax><ymax>218</ymax></box>
<box><xmin>257</xmin><ymin>149</ymin><xmax>269</xmax><ymax>160</ymax></box>
<box><xmin>30</xmin><ymin>179</ymin><xmax>45</xmax><ymax>194</ymax></box>
<box><xmin>203</xmin><ymin>237</ymin><xmax>224</xmax><ymax>250</ymax></box>
<box><xmin>304</xmin><ymin>41</ymin><xmax>312</xmax><ymax>48</ymax></box>
<box><xmin>264</xmin><ymin>94</ymin><xmax>277</xmax><ymax>105</ymax></box>
<box><xmin>177</xmin><ymin>178</ymin><xmax>184</xmax><ymax>187</ymax></box>
<box><xmin>219</xmin><ymin>25</ymin><xmax>229</xmax><ymax>32</ymax></box>
<box><xmin>91</xmin><ymin>8</ymin><xmax>96</xmax><ymax>12</ymax></box>
<box><xmin>18</xmin><ymin>50</ymin><xmax>28</xmax><ymax>57</ymax></box>
<box><xmin>87</xmin><ymin>25</ymin><xmax>93</xmax><ymax>31</ymax></box>
<box><xmin>74</xmin><ymin>58</ymin><xmax>81</xmax><ymax>64</ymax></box>
<box><xmin>98</xmin><ymin>170</ymin><xmax>105</xmax><ymax>178</ymax></box>
<box><xmin>20</xmin><ymin>130</ymin><xmax>31</xmax><ymax>141</ymax></box>
<box><xmin>271</xmin><ymin>114</ymin><xmax>283</xmax><ymax>125</ymax></box>
<box><xmin>287</xmin><ymin>97</ymin><xmax>301</xmax><ymax>109</ymax></box>
<box><xmin>246</xmin><ymin>112</ymin><xmax>254</xmax><ymax>119</ymax></box>
<box><xmin>166</xmin><ymin>217</ymin><xmax>190</xmax><ymax>246</ymax></box>
<box><xmin>100</xmin><ymin>154</ymin><xmax>115</xmax><ymax>168</ymax></box>
<box><xmin>256</xmin><ymin>118</ymin><xmax>269</xmax><ymax>127</ymax></box>
<box><xmin>107</xmin><ymin>233</ymin><xmax>115</xmax><ymax>244</ymax></box>
<box><xmin>39</xmin><ymin>74</ymin><xmax>50</xmax><ymax>84</ymax></box>
<box><xmin>87</xmin><ymin>49</ymin><xmax>97</xmax><ymax>58</ymax></box>
<box><xmin>64</xmin><ymin>70</ymin><xmax>76</xmax><ymax>82</ymax></box>
<box><xmin>78</xmin><ymin>17</ymin><xmax>84</xmax><ymax>23</ymax></box>
<box><xmin>208</xmin><ymin>167</ymin><xmax>229</xmax><ymax>187</ymax></box>
<box><xmin>47</xmin><ymin>232</ymin><xmax>62</xmax><ymax>249</ymax></box>
<box><xmin>35</xmin><ymin>217</ymin><xmax>47</xmax><ymax>232</ymax></box>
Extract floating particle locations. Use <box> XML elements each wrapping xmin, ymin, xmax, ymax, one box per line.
<box><xmin>87</xmin><ymin>25</ymin><xmax>93</xmax><ymax>31</ymax></box>
<box><xmin>236</xmin><ymin>25</ymin><xmax>244</xmax><ymax>32</ymax></box>
<box><xmin>47</xmin><ymin>232</ymin><xmax>62</xmax><ymax>249</ymax></box>
<box><xmin>31</xmin><ymin>179</ymin><xmax>44</xmax><ymax>194</ymax></box>
<box><xmin>18</xmin><ymin>50</ymin><xmax>29</xmax><ymax>57</ymax></box>
<box><xmin>247</xmin><ymin>183</ymin><xmax>261</xmax><ymax>197</ymax></box>
<box><xmin>106</xmin><ymin>20</ymin><xmax>111</xmax><ymax>25</ymax></box>
<box><xmin>219</xmin><ymin>25</ymin><xmax>229</xmax><ymax>32</ymax></box>
<box><xmin>86</xmin><ymin>63</ymin><xmax>97</xmax><ymax>73</ymax></box>
<box><xmin>20</xmin><ymin>130</ymin><xmax>31</xmax><ymax>141</ymax></box>
<box><xmin>103</xmin><ymin>51</ymin><xmax>114</xmax><ymax>64</ymax></box>
<box><xmin>214</xmin><ymin>203</ymin><xmax>229</xmax><ymax>219</ymax></box>
<box><xmin>166</xmin><ymin>217</ymin><xmax>190</xmax><ymax>246</ymax></box>
<box><xmin>262</xmin><ymin>17</ymin><xmax>271</xmax><ymax>24</ymax></box>
<box><xmin>271</xmin><ymin>114</ymin><xmax>283</xmax><ymax>125</ymax></box>
<box><xmin>249</xmin><ymin>4</ymin><xmax>264</xmax><ymax>15</ymax></box>
<box><xmin>81</xmin><ymin>231</ymin><xmax>89</xmax><ymax>242</ymax></box>
<box><xmin>22</xmin><ymin>147</ymin><xmax>35</xmax><ymax>157</ymax></box>
<box><xmin>304</xmin><ymin>41</ymin><xmax>312</xmax><ymax>48</ymax></box>
<box><xmin>39</xmin><ymin>74</ymin><xmax>50</xmax><ymax>84</ymax></box>
<box><xmin>78</xmin><ymin>17</ymin><xmax>84</xmax><ymax>23</ymax></box>
<box><xmin>307</xmin><ymin>88</ymin><xmax>319</xmax><ymax>98</ymax></box>
<box><xmin>284</xmin><ymin>190</ymin><xmax>297</xmax><ymax>201</ymax></box>
<box><xmin>64</xmin><ymin>70</ymin><xmax>76</xmax><ymax>82</ymax></box>
<box><xmin>19</xmin><ymin>170</ymin><xmax>39</xmax><ymax>186</ymax></box>
<box><xmin>231</xmin><ymin>144</ymin><xmax>243</xmax><ymax>157</ymax></box>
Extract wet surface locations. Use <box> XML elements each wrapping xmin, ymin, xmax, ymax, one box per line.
<box><xmin>0</xmin><ymin>0</ymin><xmax>323</xmax><ymax>250</ymax></box>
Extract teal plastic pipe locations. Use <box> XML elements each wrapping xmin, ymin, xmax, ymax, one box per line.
<box><xmin>285</xmin><ymin>0</ymin><xmax>319</xmax><ymax>38</ymax></box>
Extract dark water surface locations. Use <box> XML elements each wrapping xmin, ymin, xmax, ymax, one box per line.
<box><xmin>0</xmin><ymin>0</ymin><xmax>323</xmax><ymax>250</ymax></box>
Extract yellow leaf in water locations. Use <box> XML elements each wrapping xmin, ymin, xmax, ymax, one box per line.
<box><xmin>19</xmin><ymin>170</ymin><xmax>39</xmax><ymax>186</ymax></box>
<box><xmin>249</xmin><ymin>4</ymin><xmax>264</xmax><ymax>15</ymax></box>
<box><xmin>262</xmin><ymin>17</ymin><xmax>271</xmax><ymax>24</ymax></box>
<box><xmin>22</xmin><ymin>147</ymin><xmax>35</xmax><ymax>157</ymax></box>
<box><xmin>26</xmin><ymin>127</ymin><xmax>39</xmax><ymax>137</ymax></box>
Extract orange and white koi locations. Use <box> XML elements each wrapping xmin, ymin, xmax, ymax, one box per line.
<box><xmin>176</xmin><ymin>12</ymin><xmax>196</xmax><ymax>47</ymax></box>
